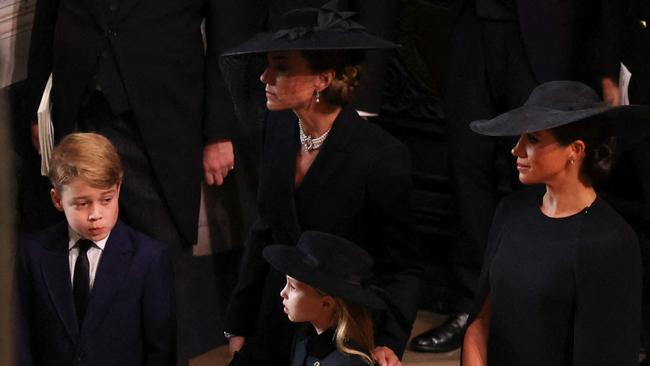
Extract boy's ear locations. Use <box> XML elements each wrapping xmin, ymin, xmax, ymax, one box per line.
<box><xmin>50</xmin><ymin>188</ymin><xmax>64</xmax><ymax>212</ymax></box>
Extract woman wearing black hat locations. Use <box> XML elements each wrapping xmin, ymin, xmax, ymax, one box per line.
<box><xmin>462</xmin><ymin>80</ymin><xmax>649</xmax><ymax>366</ymax></box>
<box><xmin>221</xmin><ymin>3</ymin><xmax>420</xmax><ymax>366</ymax></box>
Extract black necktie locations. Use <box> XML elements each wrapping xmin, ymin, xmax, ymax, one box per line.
<box><xmin>73</xmin><ymin>239</ymin><xmax>92</xmax><ymax>328</ymax></box>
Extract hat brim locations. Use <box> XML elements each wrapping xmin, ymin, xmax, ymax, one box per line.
<box><xmin>222</xmin><ymin>30</ymin><xmax>399</xmax><ymax>56</ymax></box>
<box><xmin>470</xmin><ymin>104</ymin><xmax>650</xmax><ymax>149</ymax></box>
<box><xmin>263</xmin><ymin>245</ymin><xmax>386</xmax><ymax>310</ymax></box>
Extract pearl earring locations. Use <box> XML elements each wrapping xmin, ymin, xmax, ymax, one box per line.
<box><xmin>315</xmin><ymin>90</ymin><xmax>320</xmax><ymax>103</ymax></box>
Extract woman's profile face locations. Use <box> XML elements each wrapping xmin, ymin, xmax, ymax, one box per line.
<box><xmin>511</xmin><ymin>129</ymin><xmax>574</xmax><ymax>185</ymax></box>
<box><xmin>260</xmin><ymin>51</ymin><xmax>321</xmax><ymax>111</ymax></box>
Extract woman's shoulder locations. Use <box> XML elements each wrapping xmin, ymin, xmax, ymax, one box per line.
<box><xmin>580</xmin><ymin>197</ymin><xmax>639</xmax><ymax>245</ymax></box>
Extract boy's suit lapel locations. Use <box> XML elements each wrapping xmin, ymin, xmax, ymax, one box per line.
<box><xmin>40</xmin><ymin>224</ymin><xmax>79</xmax><ymax>341</ymax></box>
<box><xmin>80</xmin><ymin>221</ymin><xmax>134</xmax><ymax>336</ymax></box>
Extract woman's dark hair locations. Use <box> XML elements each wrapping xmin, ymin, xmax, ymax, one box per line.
<box><xmin>549</xmin><ymin>115</ymin><xmax>617</xmax><ymax>184</ymax></box>
<box><xmin>301</xmin><ymin>50</ymin><xmax>365</xmax><ymax>106</ymax></box>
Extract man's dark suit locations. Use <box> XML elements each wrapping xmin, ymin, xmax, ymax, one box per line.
<box><xmin>225</xmin><ymin>107</ymin><xmax>420</xmax><ymax>365</ymax></box>
<box><xmin>26</xmin><ymin>0</ymin><xmax>247</xmax><ymax>246</ymax></box>
<box><xmin>444</xmin><ymin>0</ymin><xmax>624</xmax><ymax>314</ymax></box>
<box><xmin>17</xmin><ymin>220</ymin><xmax>175</xmax><ymax>366</ymax></box>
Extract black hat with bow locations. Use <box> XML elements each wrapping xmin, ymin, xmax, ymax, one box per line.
<box><xmin>262</xmin><ymin>230</ymin><xmax>385</xmax><ymax>309</ymax></box>
<box><xmin>221</xmin><ymin>0</ymin><xmax>398</xmax><ymax>56</ymax></box>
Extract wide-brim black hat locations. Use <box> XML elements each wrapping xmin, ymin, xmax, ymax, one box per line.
<box><xmin>221</xmin><ymin>0</ymin><xmax>398</xmax><ymax>56</ymax></box>
<box><xmin>470</xmin><ymin>81</ymin><xmax>650</xmax><ymax>147</ymax></box>
<box><xmin>263</xmin><ymin>231</ymin><xmax>385</xmax><ymax>309</ymax></box>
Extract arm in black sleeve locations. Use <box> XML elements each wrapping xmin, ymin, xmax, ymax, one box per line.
<box><xmin>223</xmin><ymin>218</ymin><xmax>274</xmax><ymax>335</ymax></box>
<box><xmin>598</xmin><ymin>0</ymin><xmax>628</xmax><ymax>81</ymax></box>
<box><xmin>25</xmin><ymin>0</ymin><xmax>59</xmax><ymax>120</ymax></box>
<box><xmin>142</xmin><ymin>247</ymin><xmax>176</xmax><ymax>366</ymax></box>
<box><xmin>365</xmin><ymin>142</ymin><xmax>420</xmax><ymax>357</ymax></box>
<box><xmin>572</xmin><ymin>213</ymin><xmax>642</xmax><ymax>366</ymax></box>
<box><xmin>202</xmin><ymin>0</ymin><xmax>266</xmax><ymax>141</ymax></box>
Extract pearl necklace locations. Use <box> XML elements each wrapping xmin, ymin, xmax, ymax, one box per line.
<box><xmin>298</xmin><ymin>119</ymin><xmax>331</xmax><ymax>152</ymax></box>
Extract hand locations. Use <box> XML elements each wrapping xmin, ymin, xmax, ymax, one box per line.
<box><xmin>601</xmin><ymin>77</ymin><xmax>621</xmax><ymax>106</ymax></box>
<box><xmin>31</xmin><ymin>122</ymin><xmax>40</xmax><ymax>153</ymax></box>
<box><xmin>372</xmin><ymin>346</ymin><xmax>401</xmax><ymax>366</ymax></box>
<box><xmin>203</xmin><ymin>139</ymin><xmax>234</xmax><ymax>186</ymax></box>
<box><xmin>228</xmin><ymin>336</ymin><xmax>245</xmax><ymax>356</ymax></box>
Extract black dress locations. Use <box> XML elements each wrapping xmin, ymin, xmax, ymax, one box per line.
<box><xmin>225</xmin><ymin>107</ymin><xmax>420</xmax><ymax>365</ymax></box>
<box><xmin>470</xmin><ymin>187</ymin><xmax>642</xmax><ymax>366</ymax></box>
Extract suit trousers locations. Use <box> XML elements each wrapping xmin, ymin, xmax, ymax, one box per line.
<box><xmin>444</xmin><ymin>12</ymin><xmax>537</xmax><ymax>312</ymax></box>
<box><xmin>78</xmin><ymin>92</ymin><xmax>231</xmax><ymax>365</ymax></box>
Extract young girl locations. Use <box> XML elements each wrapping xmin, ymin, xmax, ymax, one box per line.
<box><xmin>262</xmin><ymin>231</ymin><xmax>386</xmax><ymax>366</ymax></box>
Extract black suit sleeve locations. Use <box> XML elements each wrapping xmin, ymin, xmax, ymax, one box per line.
<box><xmin>203</xmin><ymin>0</ymin><xmax>265</xmax><ymax>141</ymax></box>
<box><xmin>223</xmin><ymin>218</ymin><xmax>274</xmax><ymax>335</ymax></box>
<box><xmin>365</xmin><ymin>143</ymin><xmax>421</xmax><ymax>357</ymax></box>
<box><xmin>142</xmin><ymin>248</ymin><xmax>176</xmax><ymax>366</ymax></box>
<box><xmin>597</xmin><ymin>0</ymin><xmax>628</xmax><ymax>81</ymax></box>
<box><xmin>350</xmin><ymin>0</ymin><xmax>400</xmax><ymax>114</ymax></box>
<box><xmin>25</xmin><ymin>0</ymin><xmax>60</xmax><ymax>120</ymax></box>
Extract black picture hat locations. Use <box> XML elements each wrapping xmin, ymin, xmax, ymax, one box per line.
<box><xmin>470</xmin><ymin>81</ymin><xmax>650</xmax><ymax>148</ymax></box>
<box><xmin>262</xmin><ymin>231</ymin><xmax>385</xmax><ymax>309</ymax></box>
<box><xmin>221</xmin><ymin>0</ymin><xmax>398</xmax><ymax>56</ymax></box>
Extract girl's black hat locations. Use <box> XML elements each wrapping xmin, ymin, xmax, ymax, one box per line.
<box><xmin>263</xmin><ymin>231</ymin><xmax>385</xmax><ymax>309</ymax></box>
<box><xmin>221</xmin><ymin>0</ymin><xmax>398</xmax><ymax>56</ymax></box>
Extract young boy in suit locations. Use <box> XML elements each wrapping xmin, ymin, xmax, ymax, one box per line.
<box><xmin>17</xmin><ymin>132</ymin><xmax>176</xmax><ymax>366</ymax></box>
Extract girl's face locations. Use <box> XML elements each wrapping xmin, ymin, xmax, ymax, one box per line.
<box><xmin>511</xmin><ymin>130</ymin><xmax>577</xmax><ymax>185</ymax></box>
<box><xmin>260</xmin><ymin>51</ymin><xmax>324</xmax><ymax>111</ymax></box>
<box><xmin>280</xmin><ymin>275</ymin><xmax>330</xmax><ymax>323</ymax></box>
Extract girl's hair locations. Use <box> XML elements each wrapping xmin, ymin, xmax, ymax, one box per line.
<box><xmin>332</xmin><ymin>297</ymin><xmax>375</xmax><ymax>365</ymax></box>
<box><xmin>549</xmin><ymin>115</ymin><xmax>617</xmax><ymax>184</ymax></box>
<box><xmin>301</xmin><ymin>50</ymin><xmax>365</xmax><ymax>106</ymax></box>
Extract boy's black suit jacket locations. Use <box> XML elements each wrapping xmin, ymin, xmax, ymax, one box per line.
<box><xmin>17</xmin><ymin>220</ymin><xmax>176</xmax><ymax>366</ymax></box>
<box><xmin>225</xmin><ymin>107</ymin><xmax>421</xmax><ymax>364</ymax></box>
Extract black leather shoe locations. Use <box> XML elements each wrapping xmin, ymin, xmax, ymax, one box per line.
<box><xmin>409</xmin><ymin>312</ymin><xmax>469</xmax><ymax>352</ymax></box>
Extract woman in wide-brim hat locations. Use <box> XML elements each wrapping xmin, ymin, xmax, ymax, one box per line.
<box><xmin>462</xmin><ymin>80</ymin><xmax>650</xmax><ymax>366</ymax></box>
<box><xmin>221</xmin><ymin>2</ymin><xmax>420</xmax><ymax>366</ymax></box>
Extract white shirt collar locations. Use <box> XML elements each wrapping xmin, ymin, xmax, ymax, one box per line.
<box><xmin>68</xmin><ymin>226</ymin><xmax>110</xmax><ymax>251</ymax></box>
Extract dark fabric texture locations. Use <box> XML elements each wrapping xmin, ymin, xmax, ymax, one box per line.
<box><xmin>225</xmin><ymin>106</ymin><xmax>420</xmax><ymax>365</ymax></box>
<box><xmin>443</xmin><ymin>0</ymin><xmax>626</xmax><ymax>312</ymax></box>
<box><xmin>468</xmin><ymin>187</ymin><xmax>642</xmax><ymax>366</ymax></box>
<box><xmin>17</xmin><ymin>220</ymin><xmax>176</xmax><ymax>366</ymax></box>
<box><xmin>289</xmin><ymin>327</ymin><xmax>370</xmax><ymax>366</ymax></box>
<box><xmin>25</xmin><ymin>0</ymin><xmax>258</xmax><ymax>246</ymax></box>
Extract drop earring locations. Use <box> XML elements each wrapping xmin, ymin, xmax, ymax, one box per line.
<box><xmin>315</xmin><ymin>90</ymin><xmax>320</xmax><ymax>103</ymax></box>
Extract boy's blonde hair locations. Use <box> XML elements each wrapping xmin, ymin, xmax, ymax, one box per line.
<box><xmin>48</xmin><ymin>133</ymin><xmax>123</xmax><ymax>192</ymax></box>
